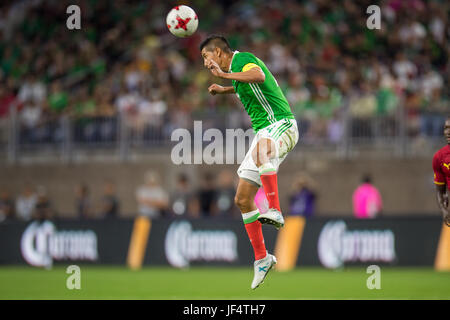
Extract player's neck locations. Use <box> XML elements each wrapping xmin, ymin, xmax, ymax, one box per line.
<box><xmin>226</xmin><ymin>51</ymin><xmax>236</xmax><ymax>72</ymax></box>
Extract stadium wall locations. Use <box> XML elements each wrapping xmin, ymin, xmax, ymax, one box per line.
<box><xmin>0</xmin><ymin>154</ymin><xmax>437</xmax><ymax>217</ymax></box>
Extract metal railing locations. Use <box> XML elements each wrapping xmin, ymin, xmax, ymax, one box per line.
<box><xmin>0</xmin><ymin>101</ymin><xmax>447</xmax><ymax>164</ymax></box>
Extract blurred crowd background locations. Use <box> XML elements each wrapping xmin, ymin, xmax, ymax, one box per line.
<box><xmin>0</xmin><ymin>0</ymin><xmax>448</xmax><ymax>220</ymax></box>
<box><xmin>0</xmin><ymin>0</ymin><xmax>448</xmax><ymax>147</ymax></box>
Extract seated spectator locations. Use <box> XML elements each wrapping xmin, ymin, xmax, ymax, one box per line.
<box><xmin>254</xmin><ymin>187</ymin><xmax>269</xmax><ymax>215</ymax></box>
<box><xmin>17</xmin><ymin>74</ymin><xmax>46</xmax><ymax>105</ymax></box>
<box><xmin>75</xmin><ymin>183</ymin><xmax>91</xmax><ymax>219</ymax></box>
<box><xmin>99</xmin><ymin>180</ymin><xmax>120</xmax><ymax>219</ymax></box>
<box><xmin>216</xmin><ymin>169</ymin><xmax>239</xmax><ymax>217</ymax></box>
<box><xmin>288</xmin><ymin>173</ymin><xmax>317</xmax><ymax>218</ymax></box>
<box><xmin>353</xmin><ymin>174</ymin><xmax>383</xmax><ymax>219</ymax></box>
<box><xmin>197</xmin><ymin>172</ymin><xmax>218</xmax><ymax>217</ymax></box>
<box><xmin>16</xmin><ymin>184</ymin><xmax>37</xmax><ymax>221</ymax></box>
<box><xmin>136</xmin><ymin>171</ymin><xmax>169</xmax><ymax>219</ymax></box>
<box><xmin>0</xmin><ymin>189</ymin><xmax>15</xmax><ymax>222</ymax></box>
<box><xmin>34</xmin><ymin>185</ymin><xmax>54</xmax><ymax>221</ymax></box>
<box><xmin>19</xmin><ymin>96</ymin><xmax>42</xmax><ymax>143</ymax></box>
<box><xmin>170</xmin><ymin>173</ymin><xmax>198</xmax><ymax>218</ymax></box>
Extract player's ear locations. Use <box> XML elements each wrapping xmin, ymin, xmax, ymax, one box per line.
<box><xmin>214</xmin><ymin>47</ymin><xmax>221</xmax><ymax>58</ymax></box>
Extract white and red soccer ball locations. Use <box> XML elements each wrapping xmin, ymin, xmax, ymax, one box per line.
<box><xmin>166</xmin><ymin>5</ymin><xmax>198</xmax><ymax>37</ymax></box>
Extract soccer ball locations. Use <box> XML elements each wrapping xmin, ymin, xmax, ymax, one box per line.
<box><xmin>166</xmin><ymin>5</ymin><xmax>198</xmax><ymax>38</ymax></box>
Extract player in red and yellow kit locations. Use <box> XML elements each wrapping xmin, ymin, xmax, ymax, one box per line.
<box><xmin>432</xmin><ymin>117</ymin><xmax>450</xmax><ymax>227</ymax></box>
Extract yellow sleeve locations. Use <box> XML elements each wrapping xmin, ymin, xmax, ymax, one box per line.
<box><xmin>242</xmin><ymin>63</ymin><xmax>260</xmax><ymax>72</ymax></box>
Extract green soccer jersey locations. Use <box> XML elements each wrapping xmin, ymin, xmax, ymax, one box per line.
<box><xmin>229</xmin><ymin>51</ymin><xmax>294</xmax><ymax>132</ymax></box>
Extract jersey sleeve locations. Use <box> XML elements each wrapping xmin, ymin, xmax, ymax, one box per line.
<box><xmin>432</xmin><ymin>152</ymin><xmax>446</xmax><ymax>186</ymax></box>
<box><xmin>232</xmin><ymin>53</ymin><xmax>260</xmax><ymax>73</ymax></box>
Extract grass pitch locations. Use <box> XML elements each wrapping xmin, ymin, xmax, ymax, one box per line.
<box><xmin>0</xmin><ymin>266</ymin><xmax>449</xmax><ymax>300</ymax></box>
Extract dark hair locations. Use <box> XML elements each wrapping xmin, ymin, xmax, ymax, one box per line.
<box><xmin>199</xmin><ymin>35</ymin><xmax>232</xmax><ymax>54</ymax></box>
<box><xmin>362</xmin><ymin>174</ymin><xmax>372</xmax><ymax>184</ymax></box>
<box><xmin>177</xmin><ymin>173</ymin><xmax>189</xmax><ymax>183</ymax></box>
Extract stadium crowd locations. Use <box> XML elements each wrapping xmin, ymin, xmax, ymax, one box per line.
<box><xmin>0</xmin><ymin>167</ymin><xmax>322</xmax><ymax>221</ymax></box>
<box><xmin>0</xmin><ymin>0</ymin><xmax>448</xmax><ymax>149</ymax></box>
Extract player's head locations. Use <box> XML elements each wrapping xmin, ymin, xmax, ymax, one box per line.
<box><xmin>444</xmin><ymin>116</ymin><xmax>450</xmax><ymax>145</ymax></box>
<box><xmin>200</xmin><ymin>35</ymin><xmax>233</xmax><ymax>71</ymax></box>
<box><xmin>362</xmin><ymin>174</ymin><xmax>372</xmax><ymax>184</ymax></box>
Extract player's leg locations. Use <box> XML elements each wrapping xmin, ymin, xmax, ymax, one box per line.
<box><xmin>252</xmin><ymin>137</ymin><xmax>280</xmax><ymax>209</ymax></box>
<box><xmin>251</xmin><ymin>137</ymin><xmax>285</xmax><ymax>228</ymax></box>
<box><xmin>235</xmin><ymin>178</ymin><xmax>277</xmax><ymax>289</ymax></box>
<box><xmin>234</xmin><ymin>178</ymin><xmax>265</xmax><ymax>260</ymax></box>
<box><xmin>254</xmin><ymin>119</ymin><xmax>299</xmax><ymax>229</ymax></box>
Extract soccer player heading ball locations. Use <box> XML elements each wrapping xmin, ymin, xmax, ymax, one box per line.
<box><xmin>200</xmin><ymin>35</ymin><xmax>299</xmax><ymax>289</ymax></box>
<box><xmin>432</xmin><ymin>117</ymin><xmax>450</xmax><ymax>228</ymax></box>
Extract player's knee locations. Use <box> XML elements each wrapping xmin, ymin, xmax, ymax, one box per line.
<box><xmin>234</xmin><ymin>193</ymin><xmax>251</xmax><ymax>211</ymax></box>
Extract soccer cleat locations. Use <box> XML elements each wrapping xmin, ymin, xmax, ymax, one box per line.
<box><xmin>251</xmin><ymin>253</ymin><xmax>277</xmax><ymax>290</ymax></box>
<box><xmin>257</xmin><ymin>209</ymin><xmax>285</xmax><ymax>229</ymax></box>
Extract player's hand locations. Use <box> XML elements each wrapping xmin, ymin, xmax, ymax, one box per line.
<box><xmin>444</xmin><ymin>212</ymin><xmax>450</xmax><ymax>227</ymax></box>
<box><xmin>206</xmin><ymin>59</ymin><xmax>224</xmax><ymax>78</ymax></box>
<box><xmin>208</xmin><ymin>84</ymin><xmax>225</xmax><ymax>95</ymax></box>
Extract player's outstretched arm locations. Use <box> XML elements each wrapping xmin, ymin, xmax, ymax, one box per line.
<box><xmin>208</xmin><ymin>84</ymin><xmax>235</xmax><ymax>95</ymax></box>
<box><xmin>207</xmin><ymin>59</ymin><xmax>265</xmax><ymax>83</ymax></box>
<box><xmin>436</xmin><ymin>185</ymin><xmax>450</xmax><ymax>226</ymax></box>
<box><xmin>221</xmin><ymin>67</ymin><xmax>265</xmax><ymax>83</ymax></box>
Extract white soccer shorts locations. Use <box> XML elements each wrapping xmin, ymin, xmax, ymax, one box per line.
<box><xmin>237</xmin><ymin>118</ymin><xmax>299</xmax><ymax>186</ymax></box>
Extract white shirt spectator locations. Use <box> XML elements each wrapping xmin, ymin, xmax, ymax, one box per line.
<box><xmin>16</xmin><ymin>191</ymin><xmax>37</xmax><ymax>221</ymax></box>
<box><xmin>421</xmin><ymin>70</ymin><xmax>443</xmax><ymax>98</ymax></box>
<box><xmin>399</xmin><ymin>22</ymin><xmax>426</xmax><ymax>44</ymax></box>
<box><xmin>430</xmin><ymin>16</ymin><xmax>445</xmax><ymax>44</ymax></box>
<box><xmin>115</xmin><ymin>91</ymin><xmax>140</xmax><ymax>114</ymax></box>
<box><xmin>18</xmin><ymin>80</ymin><xmax>46</xmax><ymax>104</ymax></box>
<box><xmin>20</xmin><ymin>103</ymin><xmax>41</xmax><ymax>128</ymax></box>
<box><xmin>136</xmin><ymin>171</ymin><xmax>169</xmax><ymax>219</ymax></box>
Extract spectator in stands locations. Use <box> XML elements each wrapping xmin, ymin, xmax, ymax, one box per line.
<box><xmin>136</xmin><ymin>170</ymin><xmax>169</xmax><ymax>219</ymax></box>
<box><xmin>197</xmin><ymin>172</ymin><xmax>218</xmax><ymax>217</ymax></box>
<box><xmin>353</xmin><ymin>174</ymin><xmax>383</xmax><ymax>219</ymax></box>
<box><xmin>19</xmin><ymin>95</ymin><xmax>42</xmax><ymax>143</ymax></box>
<box><xmin>99</xmin><ymin>180</ymin><xmax>120</xmax><ymax>219</ymax></box>
<box><xmin>34</xmin><ymin>185</ymin><xmax>54</xmax><ymax>221</ymax></box>
<box><xmin>75</xmin><ymin>183</ymin><xmax>92</xmax><ymax>219</ymax></box>
<box><xmin>17</xmin><ymin>73</ymin><xmax>46</xmax><ymax>105</ymax></box>
<box><xmin>0</xmin><ymin>83</ymin><xmax>18</xmax><ymax>144</ymax></box>
<box><xmin>288</xmin><ymin>173</ymin><xmax>317</xmax><ymax>218</ymax></box>
<box><xmin>169</xmin><ymin>173</ymin><xmax>198</xmax><ymax>218</ymax></box>
<box><xmin>15</xmin><ymin>184</ymin><xmax>37</xmax><ymax>221</ymax></box>
<box><xmin>254</xmin><ymin>187</ymin><xmax>269</xmax><ymax>215</ymax></box>
<box><xmin>0</xmin><ymin>0</ymin><xmax>448</xmax><ymax>149</ymax></box>
<box><xmin>0</xmin><ymin>189</ymin><xmax>15</xmax><ymax>222</ymax></box>
<box><xmin>216</xmin><ymin>169</ymin><xmax>239</xmax><ymax>218</ymax></box>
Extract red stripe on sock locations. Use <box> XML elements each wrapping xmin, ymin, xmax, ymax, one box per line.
<box><xmin>244</xmin><ymin>220</ymin><xmax>267</xmax><ymax>260</ymax></box>
<box><xmin>260</xmin><ymin>172</ymin><xmax>281</xmax><ymax>211</ymax></box>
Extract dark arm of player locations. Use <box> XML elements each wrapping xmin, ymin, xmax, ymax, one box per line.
<box><xmin>436</xmin><ymin>184</ymin><xmax>450</xmax><ymax>221</ymax></box>
<box><xmin>221</xmin><ymin>67</ymin><xmax>266</xmax><ymax>84</ymax></box>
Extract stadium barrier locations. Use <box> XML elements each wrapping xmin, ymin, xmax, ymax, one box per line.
<box><xmin>3</xmin><ymin>106</ymin><xmax>448</xmax><ymax>163</ymax></box>
<box><xmin>0</xmin><ymin>217</ymin><xmax>449</xmax><ymax>270</ymax></box>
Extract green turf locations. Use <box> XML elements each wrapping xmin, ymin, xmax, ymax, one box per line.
<box><xmin>0</xmin><ymin>266</ymin><xmax>449</xmax><ymax>299</ymax></box>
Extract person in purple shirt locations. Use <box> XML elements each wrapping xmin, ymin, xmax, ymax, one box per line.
<box><xmin>288</xmin><ymin>173</ymin><xmax>317</xmax><ymax>218</ymax></box>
